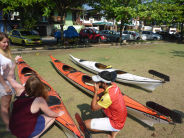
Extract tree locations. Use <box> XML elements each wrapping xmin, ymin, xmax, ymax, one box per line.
<box><xmin>1</xmin><ymin>0</ymin><xmax>88</xmax><ymax>44</ymax></box>
<box><xmin>1</xmin><ymin>0</ymin><xmax>46</xmax><ymax>29</ymax></box>
<box><xmin>87</xmin><ymin>0</ymin><xmax>140</xmax><ymax>43</ymax></box>
<box><xmin>44</xmin><ymin>0</ymin><xmax>88</xmax><ymax>45</ymax></box>
<box><xmin>138</xmin><ymin>0</ymin><xmax>184</xmax><ymax>42</ymax></box>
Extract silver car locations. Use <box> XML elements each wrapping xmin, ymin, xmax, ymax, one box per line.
<box><xmin>123</xmin><ymin>31</ymin><xmax>141</xmax><ymax>40</ymax></box>
<box><xmin>141</xmin><ymin>31</ymin><xmax>162</xmax><ymax>40</ymax></box>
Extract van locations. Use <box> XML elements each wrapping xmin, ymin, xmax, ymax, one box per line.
<box><xmin>169</xmin><ymin>28</ymin><xmax>177</xmax><ymax>34</ymax></box>
<box><xmin>152</xmin><ymin>27</ymin><xmax>162</xmax><ymax>33</ymax></box>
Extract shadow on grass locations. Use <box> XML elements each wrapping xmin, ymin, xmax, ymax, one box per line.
<box><xmin>77</xmin><ymin>104</ymin><xmax>104</xmax><ymax>121</ymax></box>
<box><xmin>76</xmin><ymin>104</ymin><xmax>111</xmax><ymax>135</ymax></box>
<box><xmin>0</xmin><ymin>118</ymin><xmax>15</xmax><ymax>138</ymax></box>
<box><xmin>76</xmin><ymin>103</ymin><xmax>155</xmax><ymax>133</ymax></box>
<box><xmin>170</xmin><ymin>50</ymin><xmax>184</xmax><ymax>57</ymax></box>
<box><xmin>172</xmin><ymin>110</ymin><xmax>184</xmax><ymax>123</ymax></box>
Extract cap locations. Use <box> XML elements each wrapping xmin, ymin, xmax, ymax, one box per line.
<box><xmin>92</xmin><ymin>71</ymin><xmax>117</xmax><ymax>83</ymax></box>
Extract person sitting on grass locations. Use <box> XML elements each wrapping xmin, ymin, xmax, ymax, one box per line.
<box><xmin>7</xmin><ymin>56</ymin><xmax>64</xmax><ymax>138</ymax></box>
<box><xmin>84</xmin><ymin>71</ymin><xmax>127</xmax><ymax>138</ymax></box>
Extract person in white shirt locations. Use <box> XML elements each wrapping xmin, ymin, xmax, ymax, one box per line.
<box><xmin>0</xmin><ymin>32</ymin><xmax>14</xmax><ymax>131</ymax></box>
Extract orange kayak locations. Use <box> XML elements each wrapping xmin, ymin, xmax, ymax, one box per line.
<box><xmin>50</xmin><ymin>55</ymin><xmax>176</xmax><ymax>127</ymax></box>
<box><xmin>16</xmin><ymin>58</ymin><xmax>83</xmax><ymax>138</ymax></box>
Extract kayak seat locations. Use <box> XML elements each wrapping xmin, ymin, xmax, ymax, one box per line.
<box><xmin>47</xmin><ymin>96</ymin><xmax>61</xmax><ymax>106</ymax></box>
<box><xmin>82</xmin><ymin>75</ymin><xmax>94</xmax><ymax>86</ymax></box>
<box><xmin>24</xmin><ymin>73</ymin><xmax>32</xmax><ymax>76</ymax></box>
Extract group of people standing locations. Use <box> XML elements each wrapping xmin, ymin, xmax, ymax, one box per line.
<box><xmin>0</xmin><ymin>32</ymin><xmax>127</xmax><ymax>138</ymax></box>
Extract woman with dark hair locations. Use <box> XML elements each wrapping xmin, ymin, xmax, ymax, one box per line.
<box><xmin>7</xmin><ymin>56</ymin><xmax>64</xmax><ymax>138</ymax></box>
<box><xmin>0</xmin><ymin>32</ymin><xmax>14</xmax><ymax>131</ymax></box>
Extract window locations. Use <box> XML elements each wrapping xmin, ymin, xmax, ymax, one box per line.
<box><xmin>12</xmin><ymin>30</ymin><xmax>20</xmax><ymax>36</ymax></box>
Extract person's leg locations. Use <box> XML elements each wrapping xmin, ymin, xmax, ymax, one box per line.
<box><xmin>85</xmin><ymin>118</ymin><xmax>120</xmax><ymax>138</ymax></box>
<box><xmin>107</xmin><ymin>131</ymin><xmax>119</xmax><ymax>138</ymax></box>
<box><xmin>0</xmin><ymin>95</ymin><xmax>12</xmax><ymax>131</ymax></box>
<box><xmin>33</xmin><ymin>115</ymin><xmax>55</xmax><ymax>138</ymax></box>
<box><xmin>84</xmin><ymin>119</ymin><xmax>103</xmax><ymax>132</ymax></box>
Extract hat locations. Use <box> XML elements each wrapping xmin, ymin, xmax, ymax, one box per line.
<box><xmin>92</xmin><ymin>71</ymin><xmax>117</xmax><ymax>83</ymax></box>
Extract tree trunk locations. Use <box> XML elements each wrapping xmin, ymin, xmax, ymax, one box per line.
<box><xmin>4</xmin><ymin>20</ymin><xmax>7</xmax><ymax>33</ymax></box>
<box><xmin>120</xmin><ymin>19</ymin><xmax>126</xmax><ymax>44</ymax></box>
<box><xmin>180</xmin><ymin>22</ymin><xmax>183</xmax><ymax>43</ymax></box>
<box><xmin>119</xmin><ymin>19</ymin><xmax>123</xmax><ymax>44</ymax></box>
<box><xmin>59</xmin><ymin>12</ymin><xmax>65</xmax><ymax>46</ymax></box>
<box><xmin>3</xmin><ymin>13</ymin><xmax>8</xmax><ymax>33</ymax></box>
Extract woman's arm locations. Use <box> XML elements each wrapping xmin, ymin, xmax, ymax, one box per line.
<box><xmin>7</xmin><ymin>62</ymin><xmax>24</xmax><ymax>96</ymax></box>
<box><xmin>37</xmin><ymin>97</ymin><xmax>64</xmax><ymax>117</ymax></box>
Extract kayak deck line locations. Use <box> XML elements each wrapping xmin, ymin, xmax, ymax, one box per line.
<box><xmin>50</xmin><ymin>55</ymin><xmax>176</xmax><ymax>127</ymax></box>
<box><xmin>16</xmin><ymin>58</ymin><xmax>84</xmax><ymax>138</ymax></box>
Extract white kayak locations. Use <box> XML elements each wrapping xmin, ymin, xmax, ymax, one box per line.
<box><xmin>69</xmin><ymin>55</ymin><xmax>169</xmax><ymax>91</ymax></box>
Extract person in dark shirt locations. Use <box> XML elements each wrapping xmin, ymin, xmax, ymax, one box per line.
<box><xmin>7</xmin><ymin>56</ymin><xmax>64</xmax><ymax>138</ymax></box>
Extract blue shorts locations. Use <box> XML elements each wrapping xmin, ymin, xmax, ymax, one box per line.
<box><xmin>29</xmin><ymin>115</ymin><xmax>45</xmax><ymax>138</ymax></box>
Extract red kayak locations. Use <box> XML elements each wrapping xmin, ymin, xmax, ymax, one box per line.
<box><xmin>16</xmin><ymin>58</ymin><xmax>83</xmax><ymax>138</ymax></box>
<box><xmin>50</xmin><ymin>55</ymin><xmax>181</xmax><ymax>127</ymax></box>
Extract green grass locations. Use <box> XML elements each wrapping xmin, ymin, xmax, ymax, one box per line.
<box><xmin>1</xmin><ymin>42</ymin><xmax>184</xmax><ymax>138</ymax></box>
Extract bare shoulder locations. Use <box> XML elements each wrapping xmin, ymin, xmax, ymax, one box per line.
<box><xmin>36</xmin><ymin>97</ymin><xmax>47</xmax><ymax>104</ymax></box>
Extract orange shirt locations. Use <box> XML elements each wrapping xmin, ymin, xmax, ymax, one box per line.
<box><xmin>98</xmin><ymin>83</ymin><xmax>127</xmax><ymax>129</ymax></box>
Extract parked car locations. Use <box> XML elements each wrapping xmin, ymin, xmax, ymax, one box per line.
<box><xmin>116</xmin><ymin>32</ymin><xmax>133</xmax><ymax>41</ymax></box>
<box><xmin>100</xmin><ymin>30</ymin><xmax>120</xmax><ymax>42</ymax></box>
<box><xmin>156</xmin><ymin>31</ymin><xmax>173</xmax><ymax>40</ymax></box>
<box><xmin>123</xmin><ymin>31</ymin><xmax>141</xmax><ymax>40</ymax></box>
<box><xmin>8</xmin><ymin>29</ymin><xmax>42</xmax><ymax>46</ymax></box>
<box><xmin>141</xmin><ymin>31</ymin><xmax>162</xmax><ymax>40</ymax></box>
<box><xmin>168</xmin><ymin>28</ymin><xmax>177</xmax><ymax>34</ymax></box>
<box><xmin>79</xmin><ymin>28</ymin><xmax>107</xmax><ymax>43</ymax></box>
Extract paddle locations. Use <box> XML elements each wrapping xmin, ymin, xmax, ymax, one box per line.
<box><xmin>148</xmin><ymin>70</ymin><xmax>170</xmax><ymax>82</ymax></box>
<box><xmin>75</xmin><ymin>113</ymin><xmax>91</xmax><ymax>138</ymax></box>
<box><xmin>146</xmin><ymin>101</ymin><xmax>182</xmax><ymax>124</ymax></box>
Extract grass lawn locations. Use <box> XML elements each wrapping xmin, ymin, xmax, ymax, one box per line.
<box><xmin>1</xmin><ymin>42</ymin><xmax>184</xmax><ymax>138</ymax></box>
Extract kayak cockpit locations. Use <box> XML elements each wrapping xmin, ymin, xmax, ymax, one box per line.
<box><xmin>82</xmin><ymin>75</ymin><xmax>94</xmax><ymax>86</ymax></box>
<box><xmin>21</xmin><ymin>67</ymin><xmax>36</xmax><ymax>76</ymax></box>
<box><xmin>79</xmin><ymin>59</ymin><xmax>86</xmax><ymax>62</ymax></box>
<box><xmin>95</xmin><ymin>63</ymin><xmax>112</xmax><ymax>69</ymax></box>
<box><xmin>63</xmin><ymin>65</ymin><xmax>77</xmax><ymax>73</ymax></box>
<box><xmin>115</xmin><ymin>70</ymin><xmax>127</xmax><ymax>74</ymax></box>
<box><xmin>47</xmin><ymin>96</ymin><xmax>61</xmax><ymax>106</ymax></box>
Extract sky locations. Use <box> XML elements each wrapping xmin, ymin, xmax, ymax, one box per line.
<box><xmin>83</xmin><ymin>4</ymin><xmax>93</xmax><ymax>10</ymax></box>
